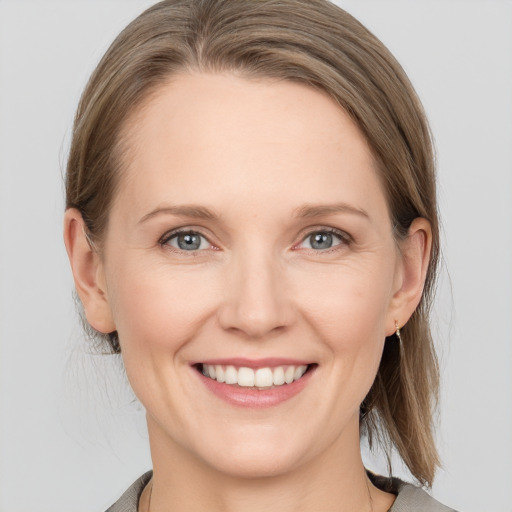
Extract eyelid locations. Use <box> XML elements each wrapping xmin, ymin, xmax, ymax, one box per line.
<box><xmin>157</xmin><ymin>225</ymin><xmax>352</xmax><ymax>253</ymax></box>
<box><xmin>158</xmin><ymin>228</ymin><xmax>216</xmax><ymax>251</ymax></box>
<box><xmin>294</xmin><ymin>227</ymin><xmax>352</xmax><ymax>250</ymax></box>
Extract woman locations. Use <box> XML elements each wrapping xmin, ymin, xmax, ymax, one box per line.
<box><xmin>63</xmin><ymin>0</ymin><xmax>457</xmax><ymax>510</ymax></box>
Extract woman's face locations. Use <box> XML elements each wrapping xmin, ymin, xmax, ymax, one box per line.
<box><xmin>88</xmin><ymin>73</ymin><xmax>412</xmax><ymax>477</ymax></box>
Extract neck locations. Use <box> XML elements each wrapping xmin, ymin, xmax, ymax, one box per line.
<box><xmin>145</xmin><ymin>417</ymin><xmax>394</xmax><ymax>512</ymax></box>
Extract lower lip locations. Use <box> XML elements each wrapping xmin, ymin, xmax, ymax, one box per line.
<box><xmin>195</xmin><ymin>366</ymin><xmax>315</xmax><ymax>408</ymax></box>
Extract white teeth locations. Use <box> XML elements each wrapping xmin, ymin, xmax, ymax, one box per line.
<box><xmin>294</xmin><ymin>365</ymin><xmax>307</xmax><ymax>380</ymax></box>
<box><xmin>215</xmin><ymin>365</ymin><xmax>225</xmax><ymax>383</ymax></box>
<box><xmin>225</xmin><ymin>365</ymin><xmax>238</xmax><ymax>384</ymax></box>
<box><xmin>255</xmin><ymin>368</ymin><xmax>273</xmax><ymax>387</ymax></box>
<box><xmin>273</xmin><ymin>366</ymin><xmax>285</xmax><ymax>385</ymax></box>
<box><xmin>238</xmin><ymin>367</ymin><xmax>255</xmax><ymax>387</ymax></box>
<box><xmin>201</xmin><ymin>364</ymin><xmax>309</xmax><ymax>388</ymax></box>
<box><xmin>284</xmin><ymin>366</ymin><xmax>295</xmax><ymax>384</ymax></box>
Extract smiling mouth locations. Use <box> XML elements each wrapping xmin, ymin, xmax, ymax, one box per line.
<box><xmin>197</xmin><ymin>363</ymin><xmax>314</xmax><ymax>389</ymax></box>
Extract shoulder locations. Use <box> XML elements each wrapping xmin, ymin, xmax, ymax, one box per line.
<box><xmin>105</xmin><ymin>471</ymin><xmax>153</xmax><ymax>512</ymax></box>
<box><xmin>369</xmin><ymin>472</ymin><xmax>459</xmax><ymax>512</ymax></box>
<box><xmin>392</xmin><ymin>482</ymin><xmax>458</xmax><ymax>512</ymax></box>
<box><xmin>106</xmin><ymin>470</ymin><xmax>459</xmax><ymax>512</ymax></box>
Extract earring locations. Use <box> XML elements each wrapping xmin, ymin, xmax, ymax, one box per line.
<box><xmin>395</xmin><ymin>321</ymin><xmax>402</xmax><ymax>345</ymax></box>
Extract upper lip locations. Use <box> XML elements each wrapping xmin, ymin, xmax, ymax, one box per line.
<box><xmin>193</xmin><ymin>358</ymin><xmax>313</xmax><ymax>369</ymax></box>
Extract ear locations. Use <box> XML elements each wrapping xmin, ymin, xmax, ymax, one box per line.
<box><xmin>63</xmin><ymin>209</ymin><xmax>116</xmax><ymax>334</ymax></box>
<box><xmin>386</xmin><ymin>217</ymin><xmax>432</xmax><ymax>335</ymax></box>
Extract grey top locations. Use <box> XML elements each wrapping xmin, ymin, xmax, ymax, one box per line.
<box><xmin>106</xmin><ymin>471</ymin><xmax>458</xmax><ymax>512</ymax></box>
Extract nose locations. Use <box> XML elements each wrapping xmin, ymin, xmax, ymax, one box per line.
<box><xmin>217</xmin><ymin>250</ymin><xmax>295</xmax><ymax>339</ymax></box>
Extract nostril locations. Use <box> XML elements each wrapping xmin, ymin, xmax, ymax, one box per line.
<box><xmin>216</xmin><ymin>274</ymin><xmax>295</xmax><ymax>338</ymax></box>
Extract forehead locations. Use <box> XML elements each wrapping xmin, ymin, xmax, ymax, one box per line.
<box><xmin>114</xmin><ymin>72</ymin><xmax>388</xmax><ymax>224</ymax></box>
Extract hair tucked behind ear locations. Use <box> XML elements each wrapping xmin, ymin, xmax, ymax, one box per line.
<box><xmin>66</xmin><ymin>0</ymin><xmax>440</xmax><ymax>486</ymax></box>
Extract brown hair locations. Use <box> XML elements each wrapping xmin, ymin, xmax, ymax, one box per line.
<box><xmin>66</xmin><ymin>0</ymin><xmax>440</xmax><ymax>486</ymax></box>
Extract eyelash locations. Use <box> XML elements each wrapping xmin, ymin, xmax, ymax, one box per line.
<box><xmin>295</xmin><ymin>228</ymin><xmax>351</xmax><ymax>252</ymax></box>
<box><xmin>158</xmin><ymin>227</ymin><xmax>352</xmax><ymax>254</ymax></box>
<box><xmin>158</xmin><ymin>229</ymin><xmax>214</xmax><ymax>254</ymax></box>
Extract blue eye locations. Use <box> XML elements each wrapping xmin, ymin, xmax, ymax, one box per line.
<box><xmin>299</xmin><ymin>230</ymin><xmax>346</xmax><ymax>250</ymax></box>
<box><xmin>165</xmin><ymin>231</ymin><xmax>210</xmax><ymax>251</ymax></box>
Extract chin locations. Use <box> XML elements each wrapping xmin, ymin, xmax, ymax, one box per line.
<box><xmin>204</xmin><ymin>445</ymin><xmax>305</xmax><ymax>479</ymax></box>
<box><xmin>175</xmin><ymin>422</ymin><xmax>312</xmax><ymax>479</ymax></box>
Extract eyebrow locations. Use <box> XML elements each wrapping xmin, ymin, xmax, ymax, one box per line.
<box><xmin>138</xmin><ymin>205</ymin><xmax>219</xmax><ymax>224</ymax></box>
<box><xmin>138</xmin><ymin>201</ymin><xmax>369</xmax><ymax>224</ymax></box>
<box><xmin>294</xmin><ymin>203</ymin><xmax>369</xmax><ymax>219</ymax></box>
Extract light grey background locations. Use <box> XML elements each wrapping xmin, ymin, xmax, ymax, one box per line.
<box><xmin>0</xmin><ymin>1</ymin><xmax>511</xmax><ymax>511</ymax></box>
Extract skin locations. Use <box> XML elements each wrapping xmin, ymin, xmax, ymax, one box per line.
<box><xmin>64</xmin><ymin>73</ymin><xmax>431</xmax><ymax>512</ymax></box>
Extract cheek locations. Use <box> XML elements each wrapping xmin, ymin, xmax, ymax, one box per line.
<box><xmin>106</xmin><ymin>258</ymin><xmax>221</xmax><ymax>357</ymax></box>
<box><xmin>105</xmin><ymin>259</ymin><xmax>224</xmax><ymax>414</ymax></box>
<box><xmin>293</xmin><ymin>258</ymin><xmax>394</xmax><ymax>337</ymax></box>
<box><xmin>291</xmin><ymin>258</ymin><xmax>394</xmax><ymax>394</ymax></box>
